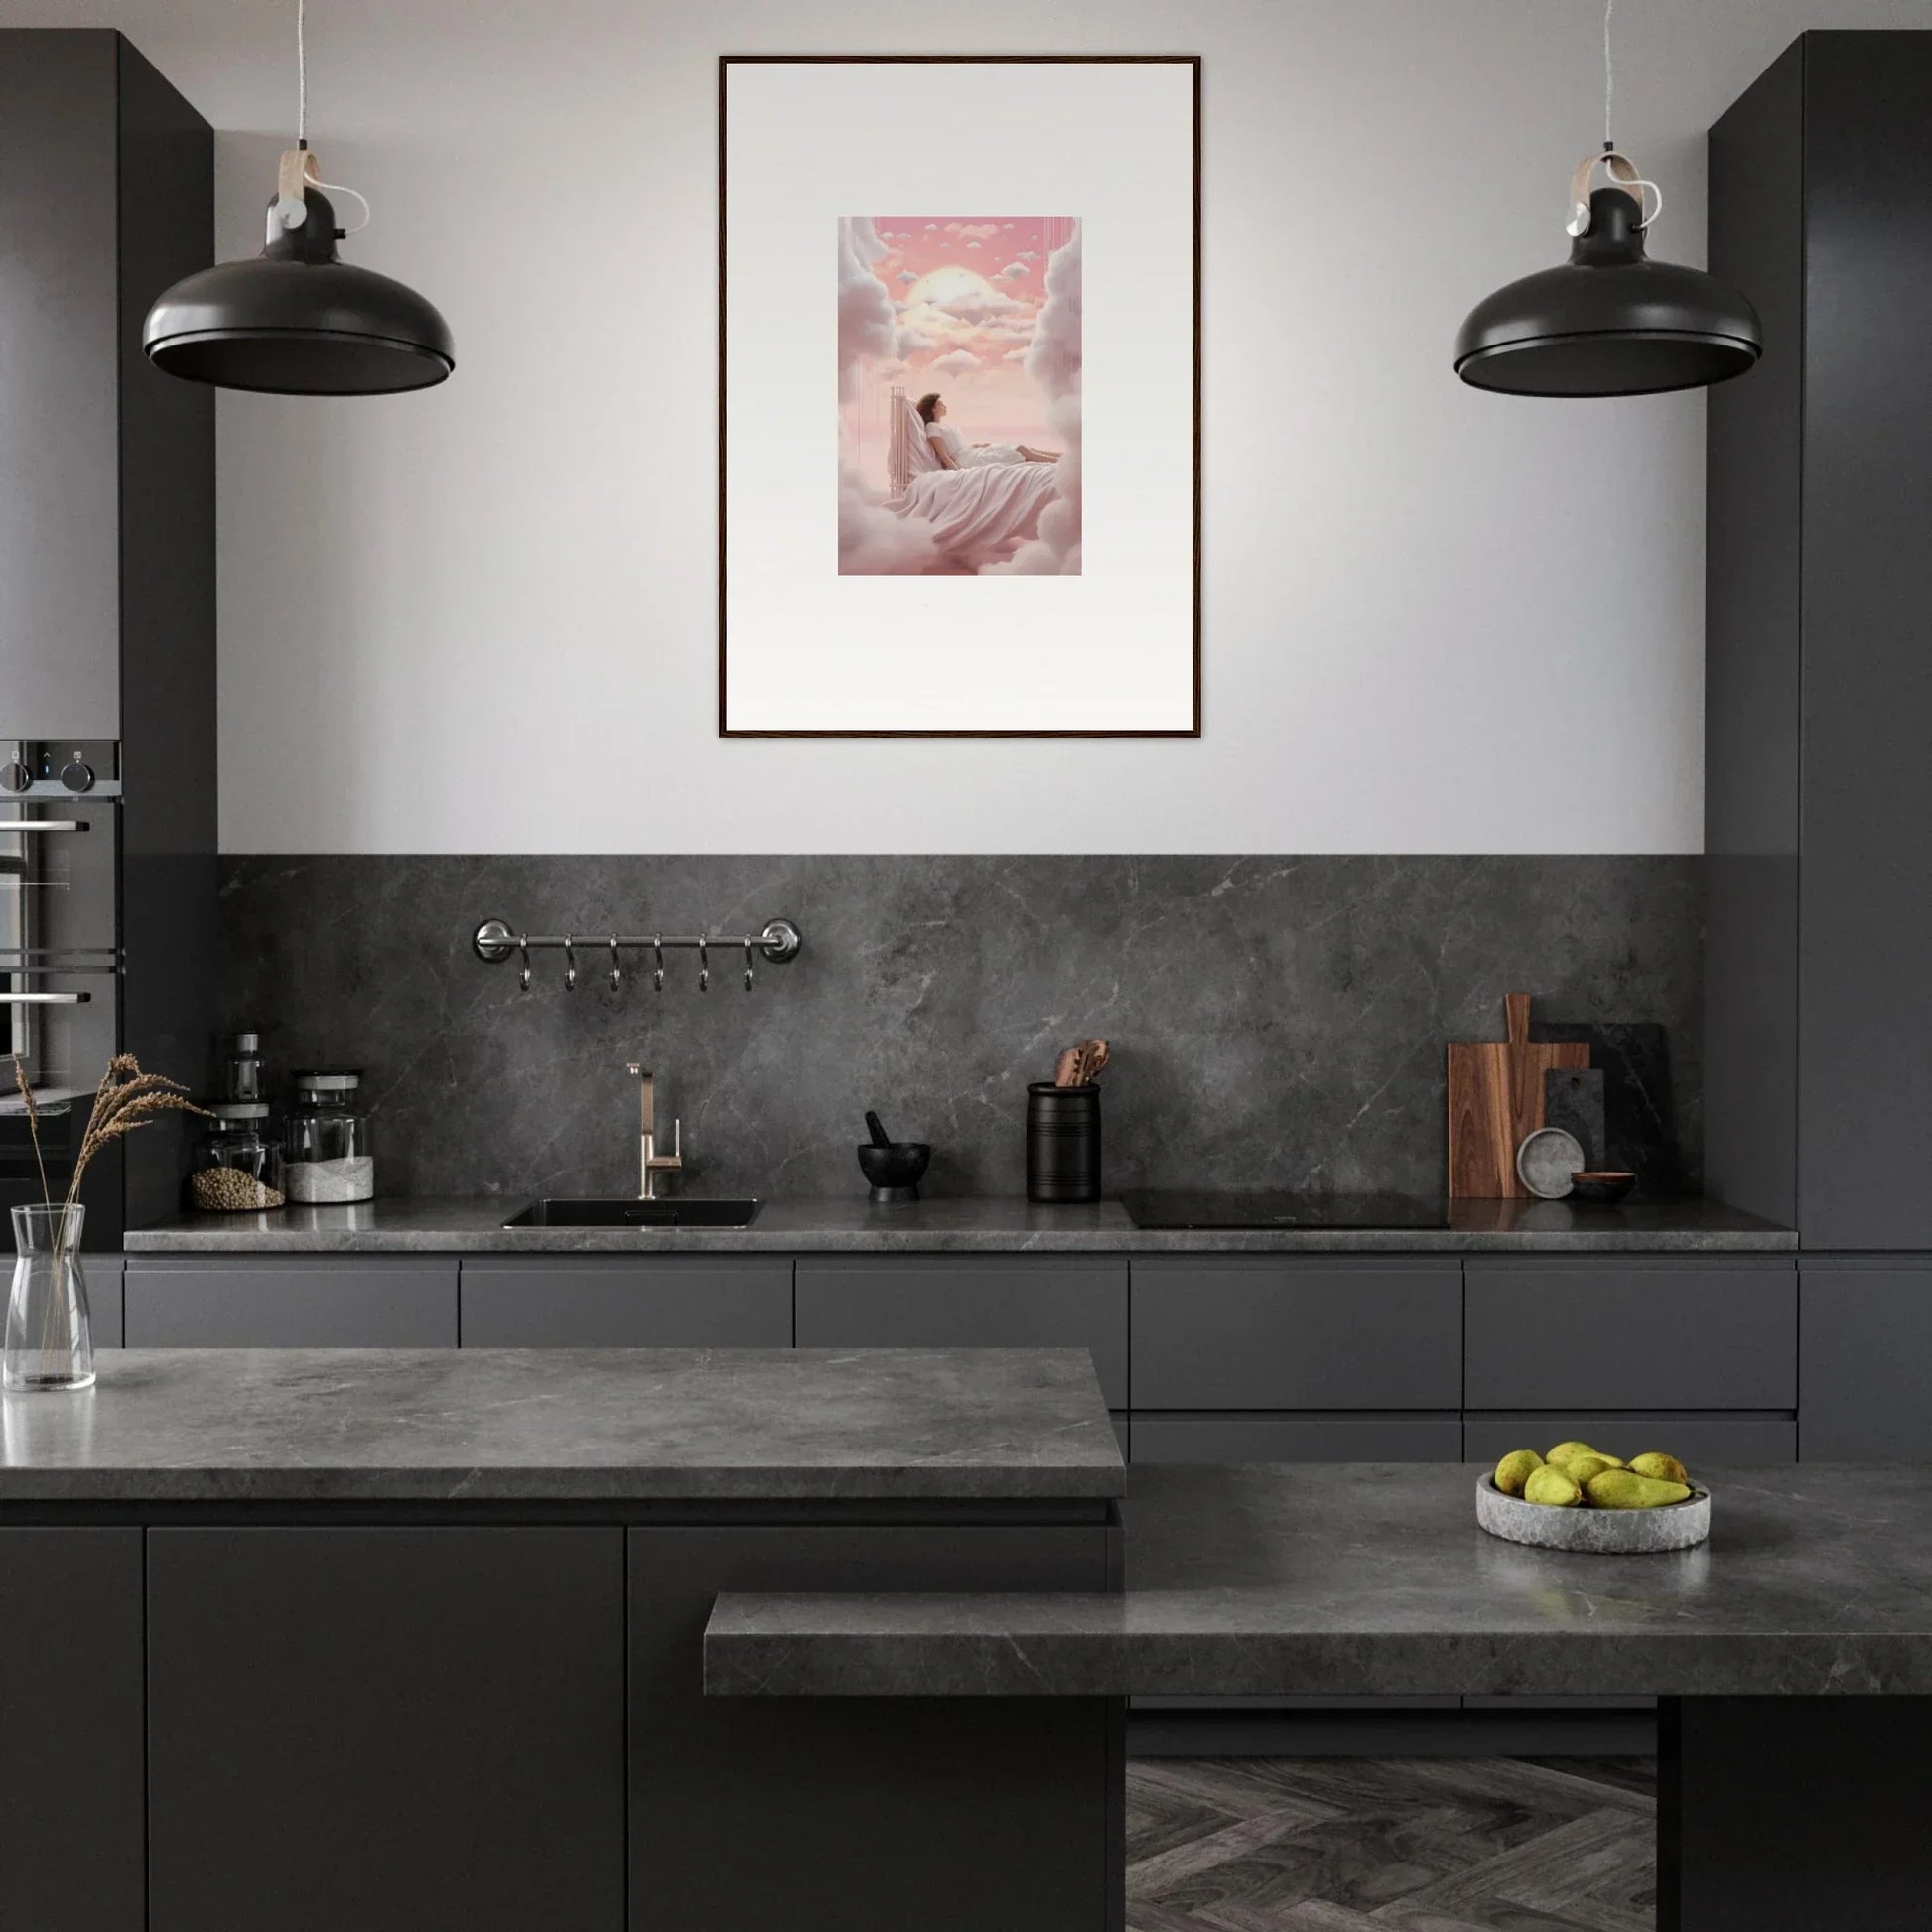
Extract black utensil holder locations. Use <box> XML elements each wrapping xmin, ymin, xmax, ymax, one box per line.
<box><xmin>1028</xmin><ymin>1082</ymin><xmax>1101</xmax><ymax>1203</ymax></box>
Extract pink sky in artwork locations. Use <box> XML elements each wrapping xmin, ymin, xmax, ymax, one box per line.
<box><xmin>844</xmin><ymin>217</ymin><xmax>1076</xmax><ymax>478</ymax></box>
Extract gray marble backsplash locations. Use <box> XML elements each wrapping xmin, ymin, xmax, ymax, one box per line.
<box><xmin>216</xmin><ymin>856</ymin><xmax>1702</xmax><ymax>1203</ymax></box>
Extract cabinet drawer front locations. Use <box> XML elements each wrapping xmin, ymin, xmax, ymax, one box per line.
<box><xmin>1131</xmin><ymin>1260</ymin><xmax>1461</xmax><ymax>1411</ymax></box>
<box><xmin>1800</xmin><ymin>1264</ymin><xmax>1932</xmax><ymax>1459</ymax></box>
<box><xmin>1131</xmin><ymin>1414</ymin><xmax>1463</xmax><ymax>1463</ymax></box>
<box><xmin>1463</xmin><ymin>1412</ymin><xmax>1797</xmax><ymax>1466</ymax></box>
<box><xmin>794</xmin><ymin>1259</ymin><xmax>1127</xmax><ymax>1408</ymax></box>
<box><xmin>460</xmin><ymin>1258</ymin><xmax>791</xmax><ymax>1348</ymax></box>
<box><xmin>1465</xmin><ymin>1260</ymin><xmax>1795</xmax><ymax>1410</ymax></box>
<box><xmin>125</xmin><ymin>1260</ymin><xmax>458</xmax><ymax>1347</ymax></box>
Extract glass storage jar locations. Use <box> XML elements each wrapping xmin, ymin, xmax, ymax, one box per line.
<box><xmin>190</xmin><ymin>1103</ymin><xmax>286</xmax><ymax>1212</ymax></box>
<box><xmin>283</xmin><ymin>1069</ymin><xmax>375</xmax><ymax>1204</ymax></box>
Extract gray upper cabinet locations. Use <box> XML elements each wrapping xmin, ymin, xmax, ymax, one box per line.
<box><xmin>794</xmin><ymin>1258</ymin><xmax>1128</xmax><ymax>1408</ymax></box>
<box><xmin>1464</xmin><ymin>1259</ymin><xmax>1796</xmax><ymax>1412</ymax></box>
<box><xmin>0</xmin><ymin>32</ymin><xmax>119</xmax><ymax>732</ymax></box>
<box><xmin>0</xmin><ymin>32</ymin><xmax>211</xmax><ymax>739</ymax></box>
<box><xmin>460</xmin><ymin>1258</ymin><xmax>791</xmax><ymax>1348</ymax></box>
<box><xmin>1131</xmin><ymin>1258</ymin><xmax>1461</xmax><ymax>1412</ymax></box>
<box><xmin>1132</xmin><ymin>1415</ymin><xmax>1462</xmax><ymax>1464</ymax></box>
<box><xmin>1707</xmin><ymin>35</ymin><xmax>1932</xmax><ymax>1249</ymax></box>
<box><xmin>125</xmin><ymin>1258</ymin><xmax>459</xmax><ymax>1347</ymax></box>
<box><xmin>1463</xmin><ymin>1413</ymin><xmax>1797</xmax><ymax>1466</ymax></box>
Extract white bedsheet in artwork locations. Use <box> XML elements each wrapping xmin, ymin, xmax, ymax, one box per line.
<box><xmin>889</xmin><ymin>451</ymin><xmax>1060</xmax><ymax>568</ymax></box>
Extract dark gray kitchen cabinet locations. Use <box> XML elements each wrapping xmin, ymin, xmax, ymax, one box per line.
<box><xmin>460</xmin><ymin>1256</ymin><xmax>791</xmax><ymax>1347</ymax></box>
<box><xmin>1463</xmin><ymin>1413</ymin><xmax>1797</xmax><ymax>1466</ymax></box>
<box><xmin>1131</xmin><ymin>1414</ymin><xmax>1461</xmax><ymax>1464</ymax></box>
<box><xmin>1464</xmin><ymin>1259</ymin><xmax>1796</xmax><ymax>1411</ymax></box>
<box><xmin>628</xmin><ymin>1523</ymin><xmax>1115</xmax><ymax>1932</ymax></box>
<box><xmin>1708</xmin><ymin>34</ymin><xmax>1932</xmax><ymax>1250</ymax></box>
<box><xmin>84</xmin><ymin>1253</ymin><xmax>123</xmax><ymax>1348</ymax></box>
<box><xmin>1799</xmin><ymin>1262</ymin><xmax>1932</xmax><ymax>1459</ymax></box>
<box><xmin>1131</xmin><ymin>1258</ymin><xmax>1461</xmax><ymax>1412</ymax></box>
<box><xmin>147</xmin><ymin>1527</ymin><xmax>625</xmax><ymax>1932</ymax></box>
<box><xmin>794</xmin><ymin>1257</ymin><xmax>1128</xmax><ymax>1408</ymax></box>
<box><xmin>124</xmin><ymin>1257</ymin><xmax>458</xmax><ymax>1346</ymax></box>
<box><xmin>0</xmin><ymin>1529</ymin><xmax>144</xmax><ymax>1932</ymax></box>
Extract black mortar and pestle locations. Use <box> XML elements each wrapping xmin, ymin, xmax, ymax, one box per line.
<box><xmin>858</xmin><ymin>1110</ymin><xmax>930</xmax><ymax>1204</ymax></box>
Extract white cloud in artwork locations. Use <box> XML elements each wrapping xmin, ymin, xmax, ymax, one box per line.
<box><xmin>932</xmin><ymin>286</ymin><xmax>1020</xmax><ymax>325</ymax></box>
<box><xmin>928</xmin><ymin>348</ymin><xmax>981</xmax><ymax>377</ymax></box>
<box><xmin>988</xmin><ymin>221</ymin><xmax>1082</xmax><ymax>577</ymax></box>
<box><xmin>896</xmin><ymin>269</ymin><xmax>917</xmax><ymax>284</ymax></box>
<box><xmin>1018</xmin><ymin>250</ymin><xmax>1039</xmax><ymax>262</ymax></box>
<box><xmin>1002</xmin><ymin>347</ymin><xmax>1030</xmax><ymax>362</ymax></box>
<box><xmin>995</xmin><ymin>262</ymin><xmax>1029</xmax><ymax>279</ymax></box>
<box><xmin>837</xmin><ymin>217</ymin><xmax>897</xmax><ymax>392</ymax></box>
<box><xmin>953</xmin><ymin>222</ymin><xmax>1000</xmax><ymax>242</ymax></box>
<box><xmin>896</xmin><ymin>327</ymin><xmax>937</xmax><ymax>354</ymax></box>
<box><xmin>965</xmin><ymin>240</ymin><xmax>981</xmax><ymax>249</ymax></box>
<box><xmin>980</xmin><ymin>318</ymin><xmax>1035</xmax><ymax>343</ymax></box>
<box><xmin>1003</xmin><ymin>221</ymin><xmax>1014</xmax><ymax>229</ymax></box>
<box><xmin>939</xmin><ymin>239</ymin><xmax>950</xmax><ymax>247</ymax></box>
<box><xmin>923</xmin><ymin>222</ymin><xmax>938</xmax><ymax>230</ymax></box>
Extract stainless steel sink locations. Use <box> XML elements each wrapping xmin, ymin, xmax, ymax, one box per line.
<box><xmin>502</xmin><ymin>1197</ymin><xmax>762</xmax><ymax>1229</ymax></box>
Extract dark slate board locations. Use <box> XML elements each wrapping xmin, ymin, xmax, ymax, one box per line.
<box><xmin>1543</xmin><ymin>1066</ymin><xmax>1606</xmax><ymax>1172</ymax></box>
<box><xmin>1530</xmin><ymin>1022</ymin><xmax>1689</xmax><ymax>1198</ymax></box>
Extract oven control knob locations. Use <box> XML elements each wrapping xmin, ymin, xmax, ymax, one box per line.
<box><xmin>60</xmin><ymin>760</ymin><xmax>94</xmax><ymax>794</ymax></box>
<box><xmin>0</xmin><ymin>761</ymin><xmax>29</xmax><ymax>794</ymax></box>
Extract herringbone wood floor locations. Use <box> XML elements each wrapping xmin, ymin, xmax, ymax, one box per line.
<box><xmin>1125</xmin><ymin>1756</ymin><xmax>1656</xmax><ymax>1932</ymax></box>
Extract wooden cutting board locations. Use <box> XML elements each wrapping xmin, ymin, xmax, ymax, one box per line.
<box><xmin>1447</xmin><ymin>993</ymin><xmax>1590</xmax><ymax>1198</ymax></box>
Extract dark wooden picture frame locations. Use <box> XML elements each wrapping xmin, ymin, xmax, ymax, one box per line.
<box><xmin>718</xmin><ymin>54</ymin><xmax>1202</xmax><ymax>739</ymax></box>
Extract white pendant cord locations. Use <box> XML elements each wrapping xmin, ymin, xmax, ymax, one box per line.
<box><xmin>1603</xmin><ymin>0</ymin><xmax>1614</xmax><ymax>151</ymax></box>
<box><xmin>275</xmin><ymin>0</ymin><xmax>372</xmax><ymax>236</ymax></box>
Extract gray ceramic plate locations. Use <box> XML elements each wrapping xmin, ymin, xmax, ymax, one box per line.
<box><xmin>1476</xmin><ymin>1475</ymin><xmax>1711</xmax><ymax>1553</ymax></box>
<box><xmin>1516</xmin><ymin>1126</ymin><xmax>1585</xmax><ymax>1199</ymax></box>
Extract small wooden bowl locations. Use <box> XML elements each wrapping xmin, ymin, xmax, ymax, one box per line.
<box><xmin>1570</xmin><ymin>1171</ymin><xmax>1636</xmax><ymax>1205</ymax></box>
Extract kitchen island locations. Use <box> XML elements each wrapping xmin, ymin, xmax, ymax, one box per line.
<box><xmin>713</xmin><ymin>1461</ymin><xmax>1932</xmax><ymax>1931</ymax></box>
<box><xmin>0</xmin><ymin>1346</ymin><xmax>1124</xmax><ymax>1932</ymax></box>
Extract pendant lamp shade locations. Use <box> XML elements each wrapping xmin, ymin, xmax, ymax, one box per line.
<box><xmin>1455</xmin><ymin>183</ymin><xmax>1760</xmax><ymax>399</ymax></box>
<box><xmin>144</xmin><ymin>184</ymin><xmax>453</xmax><ymax>395</ymax></box>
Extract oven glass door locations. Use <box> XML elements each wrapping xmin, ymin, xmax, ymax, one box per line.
<box><xmin>0</xmin><ymin>805</ymin><xmax>120</xmax><ymax>1209</ymax></box>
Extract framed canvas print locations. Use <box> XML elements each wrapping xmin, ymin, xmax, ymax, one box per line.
<box><xmin>719</xmin><ymin>55</ymin><xmax>1200</xmax><ymax>737</ymax></box>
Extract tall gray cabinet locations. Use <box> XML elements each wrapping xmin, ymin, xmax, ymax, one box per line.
<box><xmin>1706</xmin><ymin>32</ymin><xmax>1932</xmax><ymax>1455</ymax></box>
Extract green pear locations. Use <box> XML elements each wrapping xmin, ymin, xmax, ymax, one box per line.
<box><xmin>1554</xmin><ymin>1451</ymin><xmax>1620</xmax><ymax>1485</ymax></box>
<box><xmin>1547</xmin><ymin>1440</ymin><xmax>1598</xmax><ymax>1464</ymax></box>
<box><xmin>1586</xmin><ymin>1469</ymin><xmax>1693</xmax><ymax>1510</ymax></box>
<box><xmin>1629</xmin><ymin>1451</ymin><xmax>1691</xmax><ymax>1486</ymax></box>
<box><xmin>1494</xmin><ymin>1449</ymin><xmax>1543</xmax><ymax>1496</ymax></box>
<box><xmin>1524</xmin><ymin>1465</ymin><xmax>1584</xmax><ymax>1507</ymax></box>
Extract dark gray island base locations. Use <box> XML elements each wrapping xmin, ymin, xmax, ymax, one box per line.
<box><xmin>712</xmin><ymin>1462</ymin><xmax>1932</xmax><ymax>1932</ymax></box>
<box><xmin>0</xmin><ymin>1347</ymin><xmax>1126</xmax><ymax>1932</ymax></box>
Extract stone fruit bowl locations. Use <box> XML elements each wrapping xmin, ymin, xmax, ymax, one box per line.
<box><xmin>1476</xmin><ymin>1475</ymin><xmax>1711</xmax><ymax>1553</ymax></box>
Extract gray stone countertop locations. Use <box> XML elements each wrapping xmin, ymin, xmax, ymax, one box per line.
<box><xmin>122</xmin><ymin>1194</ymin><xmax>1796</xmax><ymax>1255</ymax></box>
<box><xmin>706</xmin><ymin>1461</ymin><xmax>1932</xmax><ymax>1699</ymax></box>
<box><xmin>0</xmin><ymin>1347</ymin><xmax>1123</xmax><ymax>1504</ymax></box>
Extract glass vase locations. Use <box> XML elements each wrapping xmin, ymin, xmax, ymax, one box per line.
<box><xmin>5</xmin><ymin>1204</ymin><xmax>95</xmax><ymax>1393</ymax></box>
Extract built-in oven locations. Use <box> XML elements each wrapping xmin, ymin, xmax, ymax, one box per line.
<box><xmin>0</xmin><ymin>741</ymin><xmax>122</xmax><ymax>1228</ymax></box>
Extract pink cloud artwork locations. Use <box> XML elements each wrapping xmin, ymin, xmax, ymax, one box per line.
<box><xmin>838</xmin><ymin>216</ymin><xmax>1080</xmax><ymax>576</ymax></box>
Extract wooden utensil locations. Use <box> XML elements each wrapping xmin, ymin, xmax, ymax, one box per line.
<box><xmin>1053</xmin><ymin>1046</ymin><xmax>1082</xmax><ymax>1087</ymax></box>
<box><xmin>1447</xmin><ymin>993</ymin><xmax>1589</xmax><ymax>1198</ymax></box>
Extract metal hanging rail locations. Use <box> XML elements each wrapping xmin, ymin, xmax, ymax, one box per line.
<box><xmin>471</xmin><ymin>916</ymin><xmax>802</xmax><ymax>994</ymax></box>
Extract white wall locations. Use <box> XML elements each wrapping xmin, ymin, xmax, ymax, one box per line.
<box><xmin>5</xmin><ymin>0</ymin><xmax>1922</xmax><ymax>853</ymax></box>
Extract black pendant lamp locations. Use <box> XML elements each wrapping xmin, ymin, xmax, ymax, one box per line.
<box><xmin>143</xmin><ymin>0</ymin><xmax>452</xmax><ymax>395</ymax></box>
<box><xmin>1454</xmin><ymin>1</ymin><xmax>1759</xmax><ymax>397</ymax></box>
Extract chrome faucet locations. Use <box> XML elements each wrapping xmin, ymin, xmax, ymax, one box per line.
<box><xmin>624</xmin><ymin>1063</ymin><xmax>683</xmax><ymax>1199</ymax></box>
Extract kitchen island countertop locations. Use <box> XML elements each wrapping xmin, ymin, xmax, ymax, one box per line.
<box><xmin>0</xmin><ymin>1346</ymin><xmax>1124</xmax><ymax>1505</ymax></box>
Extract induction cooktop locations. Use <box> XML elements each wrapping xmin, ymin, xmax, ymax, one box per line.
<box><xmin>1118</xmin><ymin>1190</ymin><xmax>1450</xmax><ymax>1230</ymax></box>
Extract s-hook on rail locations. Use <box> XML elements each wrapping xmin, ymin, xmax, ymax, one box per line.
<box><xmin>472</xmin><ymin>916</ymin><xmax>802</xmax><ymax>994</ymax></box>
